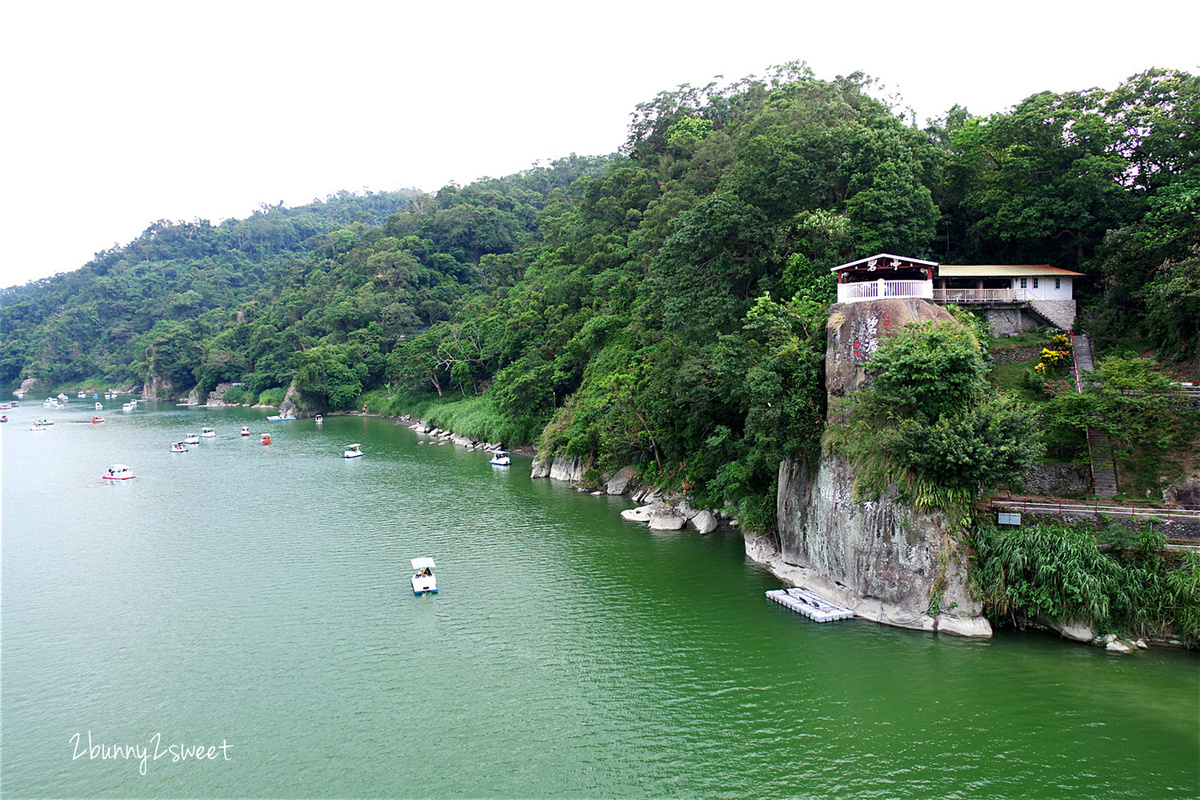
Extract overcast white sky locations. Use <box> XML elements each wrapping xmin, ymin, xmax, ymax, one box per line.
<box><xmin>2</xmin><ymin>0</ymin><xmax>1197</xmax><ymax>289</ymax></box>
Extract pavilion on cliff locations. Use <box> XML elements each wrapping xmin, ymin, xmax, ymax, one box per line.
<box><xmin>831</xmin><ymin>253</ymin><xmax>1081</xmax><ymax>333</ymax></box>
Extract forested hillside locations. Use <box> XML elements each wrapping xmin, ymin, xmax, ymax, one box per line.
<box><xmin>3</xmin><ymin>64</ymin><xmax>1197</xmax><ymax>522</ymax></box>
<box><xmin>0</xmin><ymin>190</ymin><xmax>429</xmax><ymax>389</ymax></box>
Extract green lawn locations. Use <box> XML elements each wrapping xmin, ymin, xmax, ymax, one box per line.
<box><xmin>989</xmin><ymin>359</ymin><xmax>1048</xmax><ymax>404</ymax></box>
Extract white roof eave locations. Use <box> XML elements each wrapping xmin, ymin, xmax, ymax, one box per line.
<box><xmin>831</xmin><ymin>253</ymin><xmax>940</xmax><ymax>272</ymax></box>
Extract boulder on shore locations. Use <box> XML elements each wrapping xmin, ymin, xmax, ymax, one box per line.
<box><xmin>605</xmin><ymin>467</ymin><xmax>637</xmax><ymax>496</ymax></box>
<box><xmin>648</xmin><ymin>509</ymin><xmax>687</xmax><ymax>530</ymax></box>
<box><xmin>689</xmin><ymin>509</ymin><xmax>719</xmax><ymax>534</ymax></box>
<box><xmin>621</xmin><ymin>506</ymin><xmax>654</xmax><ymax>523</ymax></box>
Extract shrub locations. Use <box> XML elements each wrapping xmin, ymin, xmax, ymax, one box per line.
<box><xmin>257</xmin><ymin>387</ymin><xmax>286</xmax><ymax>406</ymax></box>
<box><xmin>221</xmin><ymin>384</ymin><xmax>251</xmax><ymax>404</ymax></box>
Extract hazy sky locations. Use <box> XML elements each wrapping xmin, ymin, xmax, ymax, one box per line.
<box><xmin>2</xmin><ymin>0</ymin><xmax>1197</xmax><ymax>289</ymax></box>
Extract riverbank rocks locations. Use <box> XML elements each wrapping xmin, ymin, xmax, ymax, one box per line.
<box><xmin>1051</xmin><ymin>618</ymin><xmax>1096</xmax><ymax>643</ymax></box>
<box><xmin>142</xmin><ymin>375</ymin><xmax>174</xmax><ymax>402</ymax></box>
<box><xmin>529</xmin><ymin>455</ymin><xmax>585</xmax><ymax>483</ymax></box>
<box><xmin>621</xmin><ymin>506</ymin><xmax>653</xmax><ymax>523</ymax></box>
<box><xmin>605</xmin><ymin>467</ymin><xmax>637</xmax><ymax>495</ymax></box>
<box><xmin>616</xmin><ymin>501</ymin><xmax>718</xmax><ymax>533</ymax></box>
<box><xmin>690</xmin><ymin>509</ymin><xmax>719</xmax><ymax>535</ymax></box>
<box><xmin>648</xmin><ymin>508</ymin><xmax>688</xmax><ymax>530</ymax></box>
<box><xmin>1096</xmin><ymin>633</ymin><xmax>1142</xmax><ymax>654</ymax></box>
<box><xmin>534</xmin><ymin>458</ymin><xmax>729</xmax><ymax>536</ymax></box>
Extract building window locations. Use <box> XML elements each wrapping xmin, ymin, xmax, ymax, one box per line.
<box><xmin>1055</xmin><ymin>278</ymin><xmax>1061</xmax><ymax>290</ymax></box>
<box><xmin>1033</xmin><ymin>277</ymin><xmax>1039</xmax><ymax>289</ymax></box>
<box><xmin>1020</xmin><ymin>277</ymin><xmax>1028</xmax><ymax>289</ymax></box>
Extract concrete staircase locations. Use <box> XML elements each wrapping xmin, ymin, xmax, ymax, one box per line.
<box><xmin>1072</xmin><ymin>332</ymin><xmax>1095</xmax><ymax>388</ymax></box>
<box><xmin>1072</xmin><ymin>333</ymin><xmax>1118</xmax><ymax>499</ymax></box>
<box><xmin>1088</xmin><ymin>431</ymin><xmax>1120</xmax><ymax>498</ymax></box>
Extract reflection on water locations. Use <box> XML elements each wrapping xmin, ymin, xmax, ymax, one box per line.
<box><xmin>2</xmin><ymin>402</ymin><xmax>1197</xmax><ymax>798</ymax></box>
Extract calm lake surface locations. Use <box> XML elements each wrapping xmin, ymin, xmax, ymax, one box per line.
<box><xmin>2</xmin><ymin>400</ymin><xmax>1197</xmax><ymax>798</ymax></box>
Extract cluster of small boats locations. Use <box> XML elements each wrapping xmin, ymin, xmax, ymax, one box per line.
<box><xmin>172</xmin><ymin>426</ymin><xmax>271</xmax><ymax>452</ymax></box>
<box><xmin>23</xmin><ymin>393</ymin><xmax>442</xmax><ymax>595</ymax></box>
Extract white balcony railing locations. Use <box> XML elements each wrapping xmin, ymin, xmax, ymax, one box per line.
<box><xmin>934</xmin><ymin>288</ymin><xmax>1029</xmax><ymax>303</ymax></box>
<box><xmin>836</xmin><ymin>279</ymin><xmax>934</xmax><ymax>304</ymax></box>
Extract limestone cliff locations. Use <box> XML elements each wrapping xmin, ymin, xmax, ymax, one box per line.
<box><xmin>278</xmin><ymin>382</ymin><xmax>301</xmax><ymax>417</ymax></box>
<box><xmin>761</xmin><ymin>298</ymin><xmax>992</xmax><ymax>637</ymax></box>
<box><xmin>142</xmin><ymin>375</ymin><xmax>174</xmax><ymax>402</ymax></box>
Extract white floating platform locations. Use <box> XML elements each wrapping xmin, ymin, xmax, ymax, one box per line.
<box><xmin>766</xmin><ymin>587</ymin><xmax>855</xmax><ymax>623</ymax></box>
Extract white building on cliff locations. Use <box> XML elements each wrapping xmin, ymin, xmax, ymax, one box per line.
<box><xmin>832</xmin><ymin>253</ymin><xmax>1081</xmax><ymax>333</ymax></box>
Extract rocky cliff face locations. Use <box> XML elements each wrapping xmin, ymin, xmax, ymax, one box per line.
<box><xmin>530</xmin><ymin>454</ymin><xmax>585</xmax><ymax>484</ymax></box>
<box><xmin>763</xmin><ymin>298</ymin><xmax>992</xmax><ymax>637</ymax></box>
<box><xmin>14</xmin><ymin>377</ymin><xmax>37</xmax><ymax>398</ymax></box>
<box><xmin>142</xmin><ymin>375</ymin><xmax>174</xmax><ymax>402</ymax></box>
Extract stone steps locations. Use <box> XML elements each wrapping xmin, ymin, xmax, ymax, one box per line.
<box><xmin>1072</xmin><ymin>334</ymin><xmax>1118</xmax><ymax>498</ymax></box>
<box><xmin>1088</xmin><ymin>430</ymin><xmax>1119</xmax><ymax>499</ymax></box>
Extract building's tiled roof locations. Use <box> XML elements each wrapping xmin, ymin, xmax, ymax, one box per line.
<box><xmin>939</xmin><ymin>265</ymin><xmax>1084</xmax><ymax>277</ymax></box>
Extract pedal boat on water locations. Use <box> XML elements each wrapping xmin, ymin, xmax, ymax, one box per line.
<box><xmin>410</xmin><ymin>557</ymin><xmax>437</xmax><ymax>595</ymax></box>
<box><xmin>343</xmin><ymin>443</ymin><xmax>363</xmax><ymax>459</ymax></box>
<box><xmin>489</xmin><ymin>450</ymin><xmax>511</xmax><ymax>466</ymax></box>
<box><xmin>170</xmin><ymin>441</ymin><xmax>188</xmax><ymax>453</ymax></box>
<box><xmin>102</xmin><ymin>464</ymin><xmax>136</xmax><ymax>481</ymax></box>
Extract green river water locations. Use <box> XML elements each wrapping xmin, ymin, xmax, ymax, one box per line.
<box><xmin>1</xmin><ymin>400</ymin><xmax>1196</xmax><ymax>798</ymax></box>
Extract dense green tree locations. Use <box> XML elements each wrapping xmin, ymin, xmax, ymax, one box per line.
<box><xmin>290</xmin><ymin>343</ymin><xmax>369</xmax><ymax>409</ymax></box>
<box><xmin>953</xmin><ymin>89</ymin><xmax>1135</xmax><ymax>269</ymax></box>
<box><xmin>829</xmin><ymin>320</ymin><xmax>1044</xmax><ymax>509</ymax></box>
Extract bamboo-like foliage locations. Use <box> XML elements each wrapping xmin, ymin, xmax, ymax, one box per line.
<box><xmin>1165</xmin><ymin>552</ymin><xmax>1200</xmax><ymax>639</ymax></box>
<box><xmin>973</xmin><ymin>520</ymin><xmax>1199</xmax><ymax>643</ymax></box>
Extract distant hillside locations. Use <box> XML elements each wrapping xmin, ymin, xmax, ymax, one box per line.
<box><xmin>0</xmin><ymin>188</ymin><xmax>425</xmax><ymax>388</ymax></box>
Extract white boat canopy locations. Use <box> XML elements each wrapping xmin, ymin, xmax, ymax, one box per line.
<box><xmin>410</xmin><ymin>557</ymin><xmax>436</xmax><ymax>571</ymax></box>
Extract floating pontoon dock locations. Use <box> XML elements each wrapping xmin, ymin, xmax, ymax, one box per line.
<box><xmin>766</xmin><ymin>587</ymin><xmax>855</xmax><ymax>623</ymax></box>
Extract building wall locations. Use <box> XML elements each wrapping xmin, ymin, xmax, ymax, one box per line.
<box><xmin>986</xmin><ymin>307</ymin><xmax>1030</xmax><ymax>337</ymax></box>
<box><xmin>1011</xmin><ymin>276</ymin><xmax>1073</xmax><ymax>301</ymax></box>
